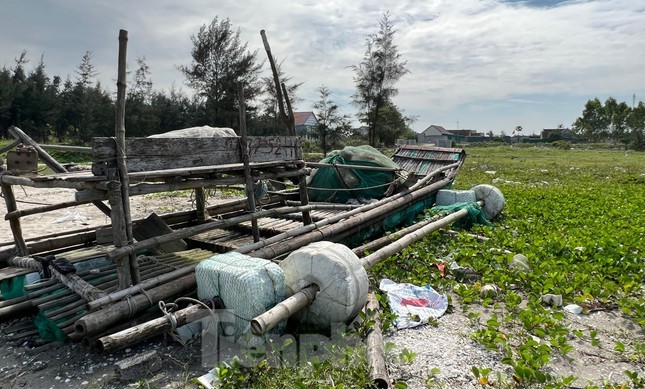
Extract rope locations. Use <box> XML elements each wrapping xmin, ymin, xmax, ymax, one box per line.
<box><xmin>139</xmin><ymin>288</ymin><xmax>154</xmax><ymax>307</ymax></box>
<box><xmin>307</xmin><ymin>178</ymin><xmax>400</xmax><ymax>192</ymax></box>
<box><xmin>158</xmin><ymin>297</ymin><xmax>219</xmax><ymax>346</ymax></box>
<box><xmin>126</xmin><ymin>295</ymin><xmax>136</xmax><ymax>317</ymax></box>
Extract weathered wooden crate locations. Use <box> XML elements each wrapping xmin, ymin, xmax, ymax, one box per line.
<box><xmin>91</xmin><ymin>136</ymin><xmax>302</xmax><ymax>176</ymax></box>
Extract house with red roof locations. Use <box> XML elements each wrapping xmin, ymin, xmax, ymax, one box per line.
<box><xmin>294</xmin><ymin>111</ymin><xmax>318</xmax><ymax>139</ymax></box>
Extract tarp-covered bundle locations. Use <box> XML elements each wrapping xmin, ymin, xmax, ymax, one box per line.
<box><xmin>307</xmin><ymin>145</ymin><xmax>404</xmax><ymax>203</ymax></box>
<box><xmin>195</xmin><ymin>252</ymin><xmax>285</xmax><ymax>345</ymax></box>
<box><xmin>148</xmin><ymin>125</ymin><xmax>236</xmax><ymax>138</ymax></box>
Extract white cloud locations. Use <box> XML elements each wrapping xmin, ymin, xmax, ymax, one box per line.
<box><xmin>0</xmin><ymin>0</ymin><xmax>643</xmax><ymax>133</ymax></box>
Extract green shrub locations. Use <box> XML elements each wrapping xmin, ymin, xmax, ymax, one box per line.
<box><xmin>551</xmin><ymin>140</ymin><xmax>572</xmax><ymax>150</ymax></box>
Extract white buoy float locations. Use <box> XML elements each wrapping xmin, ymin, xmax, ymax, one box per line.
<box><xmin>279</xmin><ymin>241</ymin><xmax>369</xmax><ymax>330</ymax></box>
<box><xmin>472</xmin><ymin>184</ymin><xmax>505</xmax><ymax>220</ymax></box>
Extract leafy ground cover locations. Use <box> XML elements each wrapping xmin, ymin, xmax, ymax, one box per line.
<box><xmin>371</xmin><ymin>146</ymin><xmax>644</xmax><ymax>388</ymax></box>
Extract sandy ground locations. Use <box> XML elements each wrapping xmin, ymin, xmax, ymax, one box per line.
<box><xmin>1</xmin><ymin>186</ymin><xmax>200</xmax><ymax>244</ymax></box>
<box><xmin>0</xmin><ymin>187</ymin><xmax>643</xmax><ymax>388</ymax></box>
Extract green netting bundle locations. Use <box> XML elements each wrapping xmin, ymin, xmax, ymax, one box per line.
<box><xmin>0</xmin><ymin>275</ymin><xmax>27</xmax><ymax>300</ymax></box>
<box><xmin>429</xmin><ymin>201</ymin><xmax>493</xmax><ymax>229</ymax></box>
<box><xmin>34</xmin><ymin>310</ymin><xmax>70</xmax><ymax>342</ymax></box>
<box><xmin>307</xmin><ymin>145</ymin><xmax>404</xmax><ymax>203</ymax></box>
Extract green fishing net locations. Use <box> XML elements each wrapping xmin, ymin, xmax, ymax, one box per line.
<box><xmin>307</xmin><ymin>145</ymin><xmax>404</xmax><ymax>203</ymax></box>
<box><xmin>429</xmin><ymin>201</ymin><xmax>493</xmax><ymax>229</ymax></box>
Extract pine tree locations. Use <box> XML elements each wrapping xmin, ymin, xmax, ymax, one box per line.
<box><xmin>351</xmin><ymin>13</ymin><xmax>409</xmax><ymax>147</ymax></box>
<box><xmin>179</xmin><ymin>17</ymin><xmax>263</xmax><ymax>129</ymax></box>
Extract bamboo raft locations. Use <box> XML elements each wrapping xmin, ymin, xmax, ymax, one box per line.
<box><xmin>0</xmin><ymin>123</ymin><xmax>465</xmax><ymax>344</ymax></box>
<box><xmin>0</xmin><ymin>30</ymin><xmax>474</xmax><ymax>388</ymax></box>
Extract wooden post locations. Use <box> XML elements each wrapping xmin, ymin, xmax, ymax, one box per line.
<box><xmin>281</xmin><ymin>82</ymin><xmax>296</xmax><ymax>136</ymax></box>
<box><xmin>297</xmin><ymin>163</ymin><xmax>313</xmax><ymax>226</ymax></box>
<box><xmin>365</xmin><ymin>293</ymin><xmax>389</xmax><ymax>388</ymax></box>
<box><xmin>238</xmin><ymin>82</ymin><xmax>260</xmax><ymax>242</ymax></box>
<box><xmin>115</xmin><ymin>29</ymin><xmax>139</xmax><ymax>285</ymax></box>
<box><xmin>1</xmin><ymin>183</ymin><xmax>28</xmax><ymax>256</ymax></box>
<box><xmin>96</xmin><ymin>305</ymin><xmax>205</xmax><ymax>353</ymax></box>
<box><xmin>194</xmin><ymin>187</ymin><xmax>210</xmax><ymax>221</ymax></box>
<box><xmin>260</xmin><ymin>30</ymin><xmax>292</xmax><ymax>136</ymax></box>
<box><xmin>106</xmin><ymin>170</ymin><xmax>131</xmax><ymax>288</ymax></box>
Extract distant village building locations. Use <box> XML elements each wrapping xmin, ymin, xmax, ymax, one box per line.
<box><xmin>294</xmin><ymin>111</ymin><xmax>318</xmax><ymax>139</ymax></box>
<box><xmin>417</xmin><ymin>125</ymin><xmax>488</xmax><ymax>146</ymax></box>
<box><xmin>417</xmin><ymin>125</ymin><xmax>452</xmax><ymax>146</ymax></box>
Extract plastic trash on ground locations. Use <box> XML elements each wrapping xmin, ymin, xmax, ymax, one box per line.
<box><xmin>52</xmin><ymin>210</ymin><xmax>89</xmax><ymax>224</ymax></box>
<box><xmin>379</xmin><ymin>278</ymin><xmax>449</xmax><ymax>329</ymax></box>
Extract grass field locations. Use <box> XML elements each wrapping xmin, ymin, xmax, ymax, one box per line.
<box><xmin>370</xmin><ymin>146</ymin><xmax>644</xmax><ymax>388</ymax></box>
<box><xmin>216</xmin><ymin>146</ymin><xmax>644</xmax><ymax>388</ymax></box>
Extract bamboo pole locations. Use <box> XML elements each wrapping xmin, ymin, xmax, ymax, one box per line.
<box><xmin>1</xmin><ymin>183</ymin><xmax>29</xmax><ymax>256</ymax></box>
<box><xmin>260</xmin><ymin>30</ymin><xmax>291</xmax><ymax>136</ymax></box>
<box><xmin>361</xmin><ymin>202</ymin><xmax>482</xmax><ymax>270</ymax></box>
<box><xmin>0</xmin><ymin>174</ymin><xmax>103</xmax><ymax>190</ymax></box>
<box><xmin>8</xmin><ymin>126</ymin><xmax>68</xmax><ymax>173</ymax></box>
<box><xmin>0</xmin><ymin>264</ymin><xmax>120</xmax><ymax>321</ymax></box>
<box><xmin>250</xmin><ymin>284</ymin><xmax>318</xmax><ymax>336</ymax></box>
<box><xmin>236</xmin><ymin>163</ymin><xmax>460</xmax><ymax>256</ymax></box>
<box><xmin>0</xmin><ymin>232</ymin><xmax>96</xmax><ymax>263</ymax></box>
<box><xmin>4</xmin><ymin>198</ymin><xmax>97</xmax><ymax>220</ymax></box>
<box><xmin>105</xmin><ymin>205</ymin><xmax>313</xmax><ymax>261</ymax></box>
<box><xmin>5</xmin><ymin>256</ymin><xmax>113</xmax><ymax>303</ymax></box>
<box><xmin>37</xmin><ymin>262</ymin><xmax>188</xmax><ymax>332</ymax></box>
<box><xmin>365</xmin><ymin>293</ymin><xmax>389</xmax><ymax>389</ymax></box>
<box><xmin>352</xmin><ymin>213</ymin><xmax>444</xmax><ymax>257</ymax></box>
<box><xmin>0</xmin><ymin>195</ymin><xmax>284</xmax><ymax>264</ymax></box>
<box><xmin>74</xmin><ymin>273</ymin><xmax>196</xmax><ymax>337</ymax></box>
<box><xmin>248</xmin><ymin>177</ymin><xmax>452</xmax><ymax>259</ymax></box>
<box><xmin>107</xmin><ymin>169</ymin><xmax>131</xmax><ymax>289</ymax></box>
<box><xmin>238</xmin><ymin>82</ymin><xmax>260</xmax><ymax>242</ymax></box>
<box><xmin>107</xmin><ymin>160</ymin><xmax>460</xmax><ymax>261</ymax></box>
<box><xmin>7</xmin><ymin>126</ymin><xmax>112</xmax><ymax>216</ymax></box>
<box><xmin>0</xmin><ymin>139</ymin><xmax>21</xmax><ymax>154</ymax></box>
<box><xmin>115</xmin><ymin>29</ymin><xmax>139</xmax><ymax>285</ymax></box>
<box><xmin>45</xmin><ymin>262</ymin><xmax>179</xmax><ymax>320</ymax></box>
<box><xmin>85</xmin><ymin>263</ymin><xmax>198</xmax><ymax>311</ymax></box>
<box><xmin>281</xmin><ymin>82</ymin><xmax>296</xmax><ymax>136</ymax></box>
<box><xmin>0</xmin><ymin>300</ymin><xmax>36</xmax><ymax>322</ymax></box>
<box><xmin>96</xmin><ymin>304</ymin><xmax>204</xmax><ymax>353</ymax></box>
<box><xmin>39</xmin><ymin>144</ymin><xmax>92</xmax><ymax>153</ymax></box>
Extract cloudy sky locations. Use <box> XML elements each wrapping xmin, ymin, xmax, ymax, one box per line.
<box><xmin>2</xmin><ymin>0</ymin><xmax>644</xmax><ymax>134</ymax></box>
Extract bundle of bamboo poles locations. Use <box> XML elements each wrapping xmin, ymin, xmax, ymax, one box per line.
<box><xmin>0</xmin><ymin>249</ymin><xmax>214</xmax><ymax>343</ymax></box>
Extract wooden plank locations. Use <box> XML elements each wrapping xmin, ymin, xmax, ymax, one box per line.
<box><xmin>126</xmin><ymin>161</ymin><xmax>305</xmax><ymax>181</ymax></box>
<box><xmin>92</xmin><ymin>136</ymin><xmax>302</xmax><ymax>175</ymax></box>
